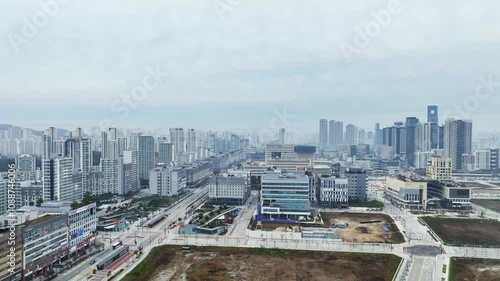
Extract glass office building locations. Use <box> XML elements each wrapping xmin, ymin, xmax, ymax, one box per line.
<box><xmin>260</xmin><ymin>171</ymin><xmax>311</xmax><ymax>219</ymax></box>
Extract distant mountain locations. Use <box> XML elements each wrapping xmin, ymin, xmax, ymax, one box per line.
<box><xmin>0</xmin><ymin>124</ymin><xmax>71</xmax><ymax>137</ymax></box>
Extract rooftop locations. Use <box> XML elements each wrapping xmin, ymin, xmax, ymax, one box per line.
<box><xmin>21</xmin><ymin>214</ymin><xmax>63</xmax><ymax>227</ymax></box>
<box><xmin>262</xmin><ymin>171</ymin><xmax>308</xmax><ymax>181</ymax></box>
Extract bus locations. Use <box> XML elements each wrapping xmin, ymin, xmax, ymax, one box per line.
<box><xmin>96</xmin><ymin>246</ymin><xmax>129</xmax><ymax>270</ymax></box>
<box><xmin>112</xmin><ymin>240</ymin><xmax>122</xmax><ymax>249</ymax></box>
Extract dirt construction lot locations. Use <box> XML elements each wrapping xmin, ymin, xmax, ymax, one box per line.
<box><xmin>320</xmin><ymin>212</ymin><xmax>405</xmax><ymax>243</ymax></box>
<box><xmin>422</xmin><ymin>217</ymin><xmax>500</xmax><ymax>246</ymax></box>
<box><xmin>450</xmin><ymin>258</ymin><xmax>500</xmax><ymax>281</ymax></box>
<box><xmin>123</xmin><ymin>246</ymin><xmax>402</xmax><ymax>281</ymax></box>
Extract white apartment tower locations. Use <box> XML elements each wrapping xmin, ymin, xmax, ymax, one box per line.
<box><xmin>43</xmin><ymin>157</ymin><xmax>74</xmax><ymax>201</ymax></box>
<box><xmin>186</xmin><ymin>129</ymin><xmax>197</xmax><ymax>152</ymax></box>
<box><xmin>170</xmin><ymin>128</ymin><xmax>186</xmax><ymax>162</ymax></box>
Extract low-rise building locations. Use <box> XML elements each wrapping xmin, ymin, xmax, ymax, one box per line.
<box><xmin>0</xmin><ymin>226</ymin><xmax>23</xmax><ymax>281</ymax></box>
<box><xmin>149</xmin><ymin>167</ymin><xmax>187</xmax><ymax>196</ymax></box>
<box><xmin>265</xmin><ymin>144</ymin><xmax>316</xmax><ymax>170</ymax></box>
<box><xmin>20</xmin><ymin>180</ymin><xmax>43</xmax><ymax>207</ymax></box>
<box><xmin>17</xmin><ymin>202</ymin><xmax>97</xmax><ymax>255</ymax></box>
<box><xmin>208</xmin><ymin>175</ymin><xmax>250</xmax><ymax>206</ymax></box>
<box><xmin>317</xmin><ymin>176</ymin><xmax>348</xmax><ymax>209</ymax></box>
<box><xmin>385</xmin><ymin>175</ymin><xmax>428</xmax><ymax>209</ymax></box>
<box><xmin>426</xmin><ymin>180</ymin><xmax>471</xmax><ymax>209</ymax></box>
<box><xmin>20</xmin><ymin>214</ymin><xmax>69</xmax><ymax>279</ymax></box>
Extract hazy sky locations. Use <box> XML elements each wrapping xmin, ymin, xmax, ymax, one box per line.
<box><xmin>1</xmin><ymin>0</ymin><xmax>499</xmax><ymax>134</ymax></box>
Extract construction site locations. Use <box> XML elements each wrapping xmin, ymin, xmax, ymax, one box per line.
<box><xmin>320</xmin><ymin>212</ymin><xmax>405</xmax><ymax>243</ymax></box>
<box><xmin>249</xmin><ymin>212</ymin><xmax>404</xmax><ymax>243</ymax></box>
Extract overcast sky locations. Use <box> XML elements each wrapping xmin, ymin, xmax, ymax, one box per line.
<box><xmin>1</xmin><ymin>0</ymin><xmax>499</xmax><ymax>134</ymax></box>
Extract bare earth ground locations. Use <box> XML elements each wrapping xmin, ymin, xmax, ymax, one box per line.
<box><xmin>471</xmin><ymin>199</ymin><xmax>500</xmax><ymax>212</ymax></box>
<box><xmin>422</xmin><ymin>217</ymin><xmax>500</xmax><ymax>246</ymax></box>
<box><xmin>320</xmin><ymin>212</ymin><xmax>405</xmax><ymax>243</ymax></box>
<box><xmin>123</xmin><ymin>246</ymin><xmax>401</xmax><ymax>281</ymax></box>
<box><xmin>450</xmin><ymin>258</ymin><xmax>500</xmax><ymax>281</ymax></box>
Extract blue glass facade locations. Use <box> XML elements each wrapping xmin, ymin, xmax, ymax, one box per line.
<box><xmin>261</xmin><ymin>172</ymin><xmax>311</xmax><ymax>217</ymax></box>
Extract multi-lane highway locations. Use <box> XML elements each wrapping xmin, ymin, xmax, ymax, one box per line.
<box><xmin>64</xmin><ymin>185</ymin><xmax>209</xmax><ymax>281</ymax></box>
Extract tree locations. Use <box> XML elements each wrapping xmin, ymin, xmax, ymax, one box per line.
<box><xmin>70</xmin><ymin>201</ymin><xmax>80</xmax><ymax>209</ymax></box>
<box><xmin>36</xmin><ymin>198</ymin><xmax>43</xmax><ymax>207</ymax></box>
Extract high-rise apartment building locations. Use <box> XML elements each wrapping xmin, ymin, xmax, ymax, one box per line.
<box><xmin>121</xmin><ymin>150</ymin><xmax>140</xmax><ymax>194</ymax></box>
<box><xmin>128</xmin><ymin>132</ymin><xmax>141</xmax><ymax>151</ymax></box>
<box><xmin>100</xmin><ymin>158</ymin><xmax>122</xmax><ymax>194</ymax></box>
<box><xmin>405</xmin><ymin>117</ymin><xmax>420</xmax><ymax>167</ymax></box>
<box><xmin>138</xmin><ymin>136</ymin><xmax>155</xmax><ymax>180</ymax></box>
<box><xmin>444</xmin><ymin>119</ymin><xmax>473</xmax><ymax>170</ymax></box>
<box><xmin>344</xmin><ymin>124</ymin><xmax>358</xmax><ymax>146</ymax></box>
<box><xmin>329</xmin><ymin>120</ymin><xmax>344</xmax><ymax>149</ymax></box>
<box><xmin>158</xmin><ymin>142</ymin><xmax>175</xmax><ymax>164</ymax></box>
<box><xmin>117</xmin><ymin>137</ymin><xmax>128</xmax><ymax>157</ymax></box>
<box><xmin>319</xmin><ymin>119</ymin><xmax>328</xmax><ymax>148</ymax></box>
<box><xmin>170</xmin><ymin>128</ymin><xmax>186</xmax><ymax>162</ymax></box>
<box><xmin>42</xmin><ymin>127</ymin><xmax>58</xmax><ymax>159</ymax></box>
<box><xmin>186</xmin><ymin>129</ymin><xmax>197</xmax><ymax>153</ymax></box>
<box><xmin>42</xmin><ymin>157</ymin><xmax>74</xmax><ymax>201</ymax></box>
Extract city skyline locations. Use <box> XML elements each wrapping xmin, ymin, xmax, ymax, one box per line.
<box><xmin>1</xmin><ymin>1</ymin><xmax>500</xmax><ymax>133</ymax></box>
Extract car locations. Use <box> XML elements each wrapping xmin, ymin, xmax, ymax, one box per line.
<box><xmin>90</xmin><ymin>260</ymin><xmax>96</xmax><ymax>265</ymax></box>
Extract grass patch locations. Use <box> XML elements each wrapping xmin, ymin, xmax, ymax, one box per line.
<box><xmin>349</xmin><ymin>199</ymin><xmax>385</xmax><ymax>208</ymax></box>
<box><xmin>449</xmin><ymin>257</ymin><xmax>500</xmax><ymax>281</ymax></box>
<box><xmin>422</xmin><ymin>216</ymin><xmax>500</xmax><ymax>246</ymax></box>
<box><xmin>471</xmin><ymin>199</ymin><xmax>500</xmax><ymax>212</ymax></box>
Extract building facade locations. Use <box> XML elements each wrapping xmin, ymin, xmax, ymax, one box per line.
<box><xmin>260</xmin><ymin>171</ymin><xmax>311</xmax><ymax>218</ymax></box>
<box><xmin>345</xmin><ymin>168</ymin><xmax>367</xmax><ymax>200</ymax></box>
<box><xmin>149</xmin><ymin>167</ymin><xmax>187</xmax><ymax>196</ymax></box>
<box><xmin>21</xmin><ymin>215</ymin><xmax>69</xmax><ymax>279</ymax></box>
<box><xmin>15</xmin><ymin>154</ymin><xmax>36</xmax><ymax>181</ymax></box>
<box><xmin>317</xmin><ymin>176</ymin><xmax>348</xmax><ymax>209</ymax></box>
<box><xmin>444</xmin><ymin>119</ymin><xmax>473</xmax><ymax>170</ymax></box>
<box><xmin>385</xmin><ymin>175</ymin><xmax>428</xmax><ymax>209</ymax></box>
<box><xmin>208</xmin><ymin>176</ymin><xmax>250</xmax><ymax>205</ymax></box>
<box><xmin>42</xmin><ymin>157</ymin><xmax>74</xmax><ymax>201</ymax></box>
<box><xmin>139</xmin><ymin>136</ymin><xmax>155</xmax><ymax>180</ymax></box>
